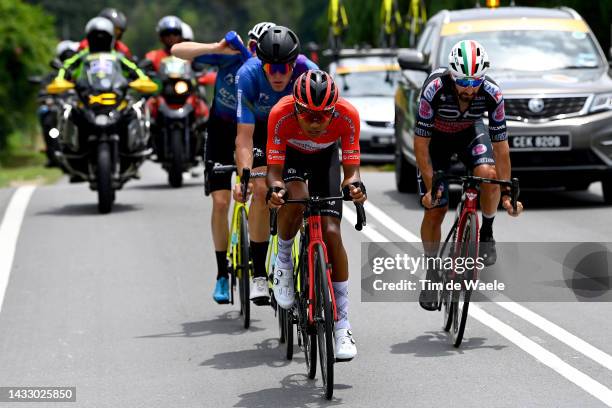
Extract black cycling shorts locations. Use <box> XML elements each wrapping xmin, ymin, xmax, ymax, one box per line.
<box><xmin>253</xmin><ymin>120</ymin><xmax>267</xmax><ymax>169</ymax></box>
<box><xmin>282</xmin><ymin>143</ymin><xmax>343</xmax><ymax>219</ymax></box>
<box><xmin>205</xmin><ymin>115</ymin><xmax>236</xmax><ymax>192</ymax></box>
<box><xmin>417</xmin><ymin>120</ymin><xmax>496</xmax><ymax>208</ymax></box>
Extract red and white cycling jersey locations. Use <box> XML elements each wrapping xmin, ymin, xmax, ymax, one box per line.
<box><xmin>267</xmin><ymin>95</ymin><xmax>361</xmax><ymax>166</ymax></box>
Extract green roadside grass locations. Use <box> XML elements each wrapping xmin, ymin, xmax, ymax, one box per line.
<box><xmin>0</xmin><ymin>143</ymin><xmax>63</xmax><ymax>188</ymax></box>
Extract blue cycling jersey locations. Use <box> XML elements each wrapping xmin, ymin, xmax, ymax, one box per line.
<box><xmin>236</xmin><ymin>54</ymin><xmax>318</xmax><ymax>124</ymax></box>
<box><xmin>194</xmin><ymin>53</ymin><xmax>244</xmax><ymax>122</ymax></box>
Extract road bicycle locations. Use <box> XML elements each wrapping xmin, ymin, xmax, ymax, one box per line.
<box><xmin>328</xmin><ymin>0</ymin><xmax>349</xmax><ymax>52</ymax></box>
<box><xmin>405</xmin><ymin>0</ymin><xmax>427</xmax><ymax>47</ymax></box>
<box><xmin>204</xmin><ymin>162</ymin><xmax>266</xmax><ymax>329</ymax></box>
<box><xmin>379</xmin><ymin>0</ymin><xmax>403</xmax><ymax>48</ymax></box>
<box><xmin>270</xmin><ymin>194</ymin><xmax>365</xmax><ymax>399</ymax></box>
<box><xmin>432</xmin><ymin>170</ymin><xmax>519</xmax><ymax>347</ymax></box>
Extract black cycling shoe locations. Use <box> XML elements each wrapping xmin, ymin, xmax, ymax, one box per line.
<box><xmin>480</xmin><ymin>235</ymin><xmax>497</xmax><ymax>266</ymax></box>
<box><xmin>419</xmin><ymin>268</ymin><xmax>440</xmax><ymax>311</ymax></box>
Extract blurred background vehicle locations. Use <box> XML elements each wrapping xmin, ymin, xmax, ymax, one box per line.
<box><xmin>394</xmin><ymin>4</ymin><xmax>612</xmax><ymax>203</ymax></box>
<box><xmin>328</xmin><ymin>48</ymin><xmax>400</xmax><ymax>163</ymax></box>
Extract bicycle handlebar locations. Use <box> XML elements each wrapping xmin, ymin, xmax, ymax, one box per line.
<box><xmin>431</xmin><ymin>170</ymin><xmax>520</xmax><ymax>212</ymax></box>
<box><xmin>269</xmin><ymin>195</ymin><xmax>366</xmax><ymax>236</ymax></box>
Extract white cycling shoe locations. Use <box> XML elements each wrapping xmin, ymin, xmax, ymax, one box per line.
<box><xmin>335</xmin><ymin>328</ymin><xmax>357</xmax><ymax>361</ymax></box>
<box><xmin>272</xmin><ymin>265</ymin><xmax>295</xmax><ymax>310</ymax></box>
<box><xmin>250</xmin><ymin>277</ymin><xmax>270</xmax><ymax>304</ymax></box>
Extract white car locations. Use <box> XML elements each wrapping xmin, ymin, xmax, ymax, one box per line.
<box><xmin>328</xmin><ymin>50</ymin><xmax>400</xmax><ymax>163</ymax></box>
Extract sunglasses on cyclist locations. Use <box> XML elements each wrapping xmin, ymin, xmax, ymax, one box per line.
<box><xmin>263</xmin><ymin>62</ymin><xmax>295</xmax><ymax>75</ymax></box>
<box><xmin>454</xmin><ymin>76</ymin><xmax>484</xmax><ymax>88</ymax></box>
<box><xmin>294</xmin><ymin>103</ymin><xmax>335</xmax><ymax>123</ymax></box>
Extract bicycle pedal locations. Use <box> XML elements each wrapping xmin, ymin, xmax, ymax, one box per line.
<box><xmin>252</xmin><ymin>297</ymin><xmax>271</xmax><ymax>306</ymax></box>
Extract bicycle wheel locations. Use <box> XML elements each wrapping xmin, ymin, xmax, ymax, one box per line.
<box><xmin>451</xmin><ymin>212</ymin><xmax>478</xmax><ymax>347</ymax></box>
<box><xmin>314</xmin><ymin>244</ymin><xmax>334</xmax><ymax>400</ymax></box>
<box><xmin>285</xmin><ymin>308</ymin><xmax>294</xmax><ymax>360</ymax></box>
<box><xmin>278</xmin><ymin>307</ymin><xmax>286</xmax><ymax>343</ymax></box>
<box><xmin>298</xmin><ymin>233</ymin><xmax>317</xmax><ymax>379</ymax></box>
<box><xmin>238</xmin><ymin>207</ymin><xmax>250</xmax><ymax>329</ymax></box>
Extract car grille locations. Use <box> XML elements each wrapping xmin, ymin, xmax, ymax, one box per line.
<box><xmin>504</xmin><ymin>97</ymin><xmax>588</xmax><ymax>120</ymax></box>
<box><xmin>365</xmin><ymin>120</ymin><xmax>393</xmax><ymax>128</ymax></box>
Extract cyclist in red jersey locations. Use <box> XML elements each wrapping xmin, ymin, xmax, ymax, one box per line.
<box><xmin>78</xmin><ymin>8</ymin><xmax>132</xmax><ymax>59</ymax></box>
<box><xmin>267</xmin><ymin>70</ymin><xmax>366</xmax><ymax>361</ymax></box>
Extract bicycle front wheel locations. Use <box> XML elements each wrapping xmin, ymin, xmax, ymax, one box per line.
<box><xmin>451</xmin><ymin>211</ymin><xmax>478</xmax><ymax>347</ymax></box>
<box><xmin>238</xmin><ymin>206</ymin><xmax>250</xmax><ymax>329</ymax></box>
<box><xmin>314</xmin><ymin>244</ymin><xmax>334</xmax><ymax>400</ymax></box>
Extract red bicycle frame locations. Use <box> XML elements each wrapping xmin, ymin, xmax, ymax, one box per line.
<box><xmin>306</xmin><ymin>213</ymin><xmax>338</xmax><ymax>324</ymax></box>
<box><xmin>451</xmin><ymin>186</ymin><xmax>480</xmax><ymax>280</ymax></box>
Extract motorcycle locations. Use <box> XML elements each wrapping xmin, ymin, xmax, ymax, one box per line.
<box><xmin>148</xmin><ymin>56</ymin><xmax>208</xmax><ymax>187</ymax></box>
<box><xmin>47</xmin><ymin>52</ymin><xmax>157</xmax><ymax>213</ymax></box>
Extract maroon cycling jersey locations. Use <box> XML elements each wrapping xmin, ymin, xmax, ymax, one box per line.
<box><xmin>415</xmin><ymin>68</ymin><xmax>507</xmax><ymax>142</ymax></box>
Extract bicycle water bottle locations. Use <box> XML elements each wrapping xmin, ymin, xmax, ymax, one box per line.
<box><xmin>224</xmin><ymin>31</ymin><xmax>252</xmax><ymax>62</ymax></box>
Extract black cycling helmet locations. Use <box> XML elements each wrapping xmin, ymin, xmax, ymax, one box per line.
<box><xmin>293</xmin><ymin>70</ymin><xmax>338</xmax><ymax>111</ymax></box>
<box><xmin>99</xmin><ymin>8</ymin><xmax>127</xmax><ymax>34</ymax></box>
<box><xmin>256</xmin><ymin>26</ymin><xmax>300</xmax><ymax>64</ymax></box>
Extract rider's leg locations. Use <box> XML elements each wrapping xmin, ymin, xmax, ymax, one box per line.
<box><xmin>276</xmin><ymin>180</ymin><xmax>307</xmax><ymax>268</ymax></box>
<box><xmin>211</xmin><ymin>190</ymin><xmax>231</xmax><ymax>278</ymax></box>
<box><xmin>473</xmin><ymin>164</ymin><xmax>499</xmax><ymax>235</ymax></box>
<box><xmin>248</xmin><ymin>175</ymin><xmax>270</xmax><ymax>279</ymax></box>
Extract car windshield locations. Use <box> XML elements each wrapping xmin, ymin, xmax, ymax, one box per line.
<box><xmin>334</xmin><ymin>70</ymin><xmax>400</xmax><ymax>97</ymax></box>
<box><xmin>439</xmin><ymin>30</ymin><xmax>602</xmax><ymax>72</ymax></box>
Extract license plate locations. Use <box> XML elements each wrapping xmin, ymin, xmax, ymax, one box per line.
<box><xmin>373</xmin><ymin>135</ymin><xmax>393</xmax><ymax>145</ymax></box>
<box><xmin>509</xmin><ymin>135</ymin><xmax>571</xmax><ymax>151</ymax></box>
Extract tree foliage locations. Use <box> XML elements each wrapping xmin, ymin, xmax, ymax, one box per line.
<box><xmin>0</xmin><ymin>0</ymin><xmax>56</xmax><ymax>151</ymax></box>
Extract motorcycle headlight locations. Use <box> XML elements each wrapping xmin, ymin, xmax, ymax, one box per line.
<box><xmin>589</xmin><ymin>93</ymin><xmax>612</xmax><ymax>113</ymax></box>
<box><xmin>174</xmin><ymin>81</ymin><xmax>189</xmax><ymax>95</ymax></box>
<box><xmin>95</xmin><ymin>114</ymin><xmax>110</xmax><ymax>127</ymax></box>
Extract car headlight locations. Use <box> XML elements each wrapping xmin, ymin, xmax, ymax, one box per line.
<box><xmin>589</xmin><ymin>93</ymin><xmax>612</xmax><ymax>113</ymax></box>
<box><xmin>174</xmin><ymin>81</ymin><xmax>189</xmax><ymax>95</ymax></box>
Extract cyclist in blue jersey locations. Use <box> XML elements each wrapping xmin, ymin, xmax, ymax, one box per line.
<box><xmin>233</xmin><ymin>26</ymin><xmax>318</xmax><ymax>304</ymax></box>
<box><xmin>172</xmin><ymin>22</ymin><xmax>276</xmax><ymax>304</ymax></box>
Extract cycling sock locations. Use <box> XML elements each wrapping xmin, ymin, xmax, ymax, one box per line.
<box><xmin>215</xmin><ymin>251</ymin><xmax>228</xmax><ymax>280</ymax></box>
<box><xmin>332</xmin><ymin>280</ymin><xmax>350</xmax><ymax>330</ymax></box>
<box><xmin>276</xmin><ymin>237</ymin><xmax>295</xmax><ymax>270</ymax></box>
<box><xmin>250</xmin><ymin>241</ymin><xmax>269</xmax><ymax>279</ymax></box>
<box><xmin>480</xmin><ymin>212</ymin><xmax>495</xmax><ymax>238</ymax></box>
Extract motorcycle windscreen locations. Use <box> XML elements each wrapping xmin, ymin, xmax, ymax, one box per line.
<box><xmin>160</xmin><ymin>56</ymin><xmax>192</xmax><ymax>79</ymax></box>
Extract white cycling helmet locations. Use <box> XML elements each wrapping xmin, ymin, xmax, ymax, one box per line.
<box><xmin>55</xmin><ymin>40</ymin><xmax>79</xmax><ymax>57</ymax></box>
<box><xmin>181</xmin><ymin>22</ymin><xmax>194</xmax><ymax>41</ymax></box>
<box><xmin>248</xmin><ymin>21</ymin><xmax>276</xmax><ymax>41</ymax></box>
<box><xmin>448</xmin><ymin>40</ymin><xmax>489</xmax><ymax>78</ymax></box>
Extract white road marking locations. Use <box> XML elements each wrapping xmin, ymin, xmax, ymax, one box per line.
<box><xmin>496</xmin><ymin>301</ymin><xmax>612</xmax><ymax>372</ymax></box>
<box><xmin>357</xmin><ymin>198</ymin><xmax>612</xmax><ymax>405</ymax></box>
<box><xmin>363</xmin><ymin>201</ymin><xmax>420</xmax><ymax>242</ymax></box>
<box><xmin>343</xmin><ymin>204</ymin><xmax>389</xmax><ymax>243</ymax></box>
<box><xmin>0</xmin><ymin>186</ymin><xmax>36</xmax><ymax>314</ymax></box>
<box><xmin>471</xmin><ymin>304</ymin><xmax>612</xmax><ymax>407</ymax></box>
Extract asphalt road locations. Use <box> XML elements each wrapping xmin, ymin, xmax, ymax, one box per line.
<box><xmin>0</xmin><ymin>163</ymin><xmax>611</xmax><ymax>407</ymax></box>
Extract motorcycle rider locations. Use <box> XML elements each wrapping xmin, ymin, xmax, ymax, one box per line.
<box><xmin>78</xmin><ymin>8</ymin><xmax>133</xmax><ymax>59</ymax></box>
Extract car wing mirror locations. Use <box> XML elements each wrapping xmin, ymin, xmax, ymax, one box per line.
<box><xmin>397</xmin><ymin>49</ymin><xmax>430</xmax><ymax>72</ymax></box>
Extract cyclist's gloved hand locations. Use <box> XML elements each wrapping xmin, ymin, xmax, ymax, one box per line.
<box><xmin>342</xmin><ymin>181</ymin><xmax>367</xmax><ymax>203</ymax></box>
<box><xmin>266</xmin><ymin>186</ymin><xmax>286</xmax><ymax>209</ymax></box>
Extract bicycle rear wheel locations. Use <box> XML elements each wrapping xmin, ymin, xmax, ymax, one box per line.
<box><xmin>238</xmin><ymin>207</ymin><xmax>250</xmax><ymax>329</ymax></box>
<box><xmin>314</xmin><ymin>244</ymin><xmax>334</xmax><ymax>400</ymax></box>
<box><xmin>451</xmin><ymin>212</ymin><xmax>478</xmax><ymax>347</ymax></box>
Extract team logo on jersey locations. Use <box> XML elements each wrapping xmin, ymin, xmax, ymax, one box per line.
<box><xmin>419</xmin><ymin>99</ymin><xmax>433</xmax><ymax>119</ymax></box>
<box><xmin>472</xmin><ymin>143</ymin><xmax>488</xmax><ymax>156</ymax></box>
<box><xmin>253</xmin><ymin>147</ymin><xmax>264</xmax><ymax>157</ymax></box>
<box><xmin>273</xmin><ymin>136</ymin><xmax>281</xmax><ymax>145</ymax></box>
<box><xmin>423</xmin><ymin>78</ymin><xmax>442</xmax><ymax>102</ymax></box>
<box><xmin>483</xmin><ymin>81</ymin><xmax>503</xmax><ymax>104</ymax></box>
<box><xmin>259</xmin><ymin>93</ymin><xmax>270</xmax><ymax>104</ymax></box>
<box><xmin>493</xmin><ymin>101</ymin><xmax>505</xmax><ymax>122</ymax></box>
<box><xmin>224</xmin><ymin>73</ymin><xmax>234</xmax><ymax>85</ymax></box>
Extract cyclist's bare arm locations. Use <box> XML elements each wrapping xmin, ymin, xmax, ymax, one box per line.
<box><xmin>171</xmin><ymin>39</ymin><xmax>240</xmax><ymax>60</ymax></box>
<box><xmin>236</xmin><ymin>124</ymin><xmax>255</xmax><ymax>176</ymax></box>
<box><xmin>266</xmin><ymin>164</ymin><xmax>286</xmax><ymax>208</ymax></box>
<box><xmin>342</xmin><ymin>163</ymin><xmax>366</xmax><ymax>203</ymax></box>
<box><xmin>415</xmin><ymin>136</ymin><xmax>433</xmax><ymax>190</ymax></box>
<box><xmin>491</xmin><ymin>140</ymin><xmax>511</xmax><ymax>181</ymax></box>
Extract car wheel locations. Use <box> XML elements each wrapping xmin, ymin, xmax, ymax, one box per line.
<box><xmin>602</xmin><ymin>178</ymin><xmax>612</xmax><ymax>204</ymax></box>
<box><xmin>395</xmin><ymin>149</ymin><xmax>418</xmax><ymax>193</ymax></box>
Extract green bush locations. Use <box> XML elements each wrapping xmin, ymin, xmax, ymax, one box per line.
<box><xmin>0</xmin><ymin>0</ymin><xmax>56</xmax><ymax>152</ymax></box>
